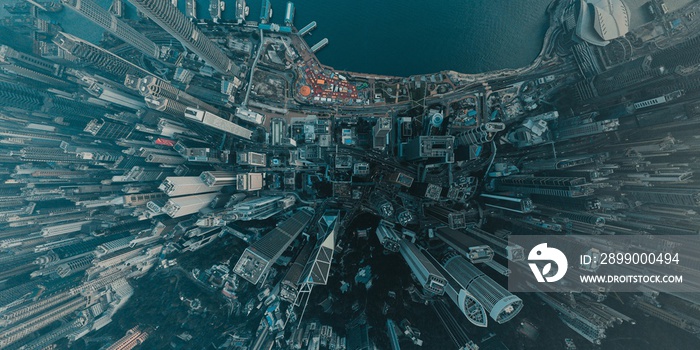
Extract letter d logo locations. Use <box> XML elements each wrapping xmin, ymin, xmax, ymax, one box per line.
<box><xmin>528</xmin><ymin>243</ymin><xmax>568</xmax><ymax>283</ymax></box>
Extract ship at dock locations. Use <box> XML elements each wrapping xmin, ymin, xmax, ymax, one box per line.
<box><xmin>235</xmin><ymin>0</ymin><xmax>247</xmax><ymax>23</ymax></box>
<box><xmin>186</xmin><ymin>0</ymin><xmax>197</xmax><ymax>20</ymax></box>
<box><xmin>209</xmin><ymin>0</ymin><xmax>222</xmax><ymax>23</ymax></box>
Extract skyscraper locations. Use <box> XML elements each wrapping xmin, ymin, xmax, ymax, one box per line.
<box><xmin>398</xmin><ymin>240</ymin><xmax>447</xmax><ymax>295</ymax></box>
<box><xmin>443</xmin><ymin>256</ymin><xmax>523</xmax><ymax>326</ymax></box>
<box><xmin>61</xmin><ymin>0</ymin><xmax>160</xmax><ymax>58</ymax></box>
<box><xmin>455</xmin><ymin>122</ymin><xmax>505</xmax><ymax>146</ymax></box>
<box><xmin>158</xmin><ymin>176</ymin><xmax>223</xmax><ymax>197</ymax></box>
<box><xmin>233</xmin><ymin>209</ymin><xmax>314</xmax><ymax>284</ymax></box>
<box><xmin>399</xmin><ymin>136</ymin><xmax>455</xmax><ymax>164</ymax></box>
<box><xmin>162</xmin><ymin>192</ymin><xmax>218</xmax><ymax>218</ymax></box>
<box><xmin>127</xmin><ymin>0</ymin><xmax>238</xmax><ymax>75</ymax></box>
<box><xmin>52</xmin><ymin>32</ymin><xmax>151</xmax><ymax>80</ymax></box>
<box><xmin>372</xmin><ymin>117</ymin><xmax>392</xmax><ymax>150</ymax></box>
<box><xmin>435</xmin><ymin>227</ymin><xmax>494</xmax><ymax>264</ymax></box>
<box><xmin>224</xmin><ymin>195</ymin><xmax>295</xmax><ymax>221</ymax></box>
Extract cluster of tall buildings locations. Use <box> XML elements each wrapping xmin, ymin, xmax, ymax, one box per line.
<box><xmin>3</xmin><ymin>0</ymin><xmax>700</xmax><ymax>348</ymax></box>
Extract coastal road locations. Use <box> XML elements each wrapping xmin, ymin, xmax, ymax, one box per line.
<box><xmin>242</xmin><ymin>29</ymin><xmax>264</xmax><ymax>107</ymax></box>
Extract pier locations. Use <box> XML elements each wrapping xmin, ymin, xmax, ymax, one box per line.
<box><xmin>310</xmin><ymin>38</ymin><xmax>328</xmax><ymax>53</ymax></box>
<box><xmin>284</xmin><ymin>1</ymin><xmax>294</xmax><ymax>26</ymax></box>
<box><xmin>298</xmin><ymin>21</ymin><xmax>316</xmax><ymax>36</ymax></box>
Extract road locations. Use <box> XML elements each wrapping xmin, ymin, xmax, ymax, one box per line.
<box><xmin>242</xmin><ymin>29</ymin><xmax>264</xmax><ymax>107</ymax></box>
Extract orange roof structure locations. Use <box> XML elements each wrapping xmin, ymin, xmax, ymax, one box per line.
<box><xmin>300</xmin><ymin>85</ymin><xmax>311</xmax><ymax>96</ymax></box>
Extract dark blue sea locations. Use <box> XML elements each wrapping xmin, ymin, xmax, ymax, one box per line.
<box><xmin>1</xmin><ymin>0</ymin><xmax>552</xmax><ymax>76</ymax></box>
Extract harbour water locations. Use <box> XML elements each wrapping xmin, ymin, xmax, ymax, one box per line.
<box><xmin>1</xmin><ymin>0</ymin><xmax>552</xmax><ymax>76</ymax></box>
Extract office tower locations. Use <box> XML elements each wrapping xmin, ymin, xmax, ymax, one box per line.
<box><xmin>14</xmin><ymin>316</ymin><xmax>87</xmax><ymax>350</ymax></box>
<box><xmin>409</xmin><ymin>182</ymin><xmax>443</xmax><ymax>200</ymax></box>
<box><xmin>0</xmin><ymin>45</ymin><xmax>63</xmax><ymax>77</ymax></box>
<box><xmin>114</xmin><ymin>166</ymin><xmax>174</xmax><ymax>182</ymax></box>
<box><xmin>421</xmin><ymin>252</ymin><xmax>489</xmax><ymax>328</ymax></box>
<box><xmin>443</xmin><ymin>256</ymin><xmax>523</xmax><ymax>326</ymax></box>
<box><xmin>138</xmin><ymin>77</ymin><xmax>219</xmax><ymax>114</ymax></box>
<box><xmin>236</xmin><ymin>172</ymin><xmax>264</xmax><ymax>191</ymax></box>
<box><xmin>463</xmin><ymin>226</ymin><xmax>524</xmax><ymax>261</ymax></box>
<box><xmin>0</xmin><ymin>80</ymin><xmax>46</xmax><ymax>111</ymax></box>
<box><xmin>162</xmin><ymin>192</ymin><xmax>218</xmax><ymax>218</ymax></box>
<box><xmin>0</xmin><ymin>296</ymin><xmax>85</xmax><ymax>348</ymax></box>
<box><xmin>200</xmin><ymin>171</ymin><xmax>236</xmax><ymax>186</ymax></box>
<box><xmin>52</xmin><ymin>32</ymin><xmax>150</xmax><ymax>80</ymax></box>
<box><xmin>536</xmin><ymin>292</ymin><xmax>633</xmax><ymax>344</ymax></box>
<box><xmin>237</xmin><ymin>151</ymin><xmax>267</xmax><ymax>166</ymax></box>
<box><xmin>455</xmin><ymin>122</ymin><xmax>505</xmax><ymax>146</ymax></box>
<box><xmin>0</xmin><ymin>45</ymin><xmax>71</xmax><ymax>88</ymax></box>
<box><xmin>368</xmin><ymin>193</ymin><xmax>393</xmax><ymax>219</ymax></box>
<box><xmin>61</xmin><ymin>0</ymin><xmax>160</xmax><ymax>58</ymax></box>
<box><xmin>554</xmin><ymin>119</ymin><xmax>619</xmax><ymax>140</ymax></box>
<box><xmin>144</xmin><ymin>96</ymin><xmax>187</xmax><ymax>116</ymax></box>
<box><xmin>106</xmin><ymin>326</ymin><xmax>151</xmax><ymax>350</ymax></box>
<box><xmin>353</xmin><ymin>162</ymin><xmax>370</xmax><ymax>176</ymax></box>
<box><xmin>479</xmin><ymin>194</ymin><xmax>534</xmax><ymax>213</ymax></box>
<box><xmin>395</xmin><ymin>206</ymin><xmax>415</xmax><ymax>226</ymax></box>
<box><xmin>173</xmin><ymin>141</ymin><xmax>230</xmax><ymax>164</ymax></box>
<box><xmin>183</xmin><ymin>108</ymin><xmax>253</xmax><ymax>140</ymax></box>
<box><xmin>372</xmin><ymin>117</ymin><xmax>392</xmax><ymax>150</ymax></box>
<box><xmin>127</xmin><ymin>0</ymin><xmax>238</xmax><ymax>75</ymax></box>
<box><xmin>270</xmin><ymin>118</ymin><xmax>290</xmax><ymax>146</ymax></box>
<box><xmin>375</xmin><ymin>220</ymin><xmax>401</xmax><ymax>252</ymax></box>
<box><xmin>233</xmin><ymin>209</ymin><xmax>314</xmax><ymax>284</ymax></box>
<box><xmin>298</xmin><ymin>222</ymin><xmax>336</xmax><ymax>288</ymax></box>
<box><xmin>159</xmin><ymin>176</ymin><xmax>223</xmax><ymax>196</ymax></box>
<box><xmin>84</xmin><ymin>79</ymin><xmax>146</xmax><ymax>110</ymax></box>
<box><xmin>386</xmin><ymin>172</ymin><xmax>414</xmax><ymax>188</ymax></box>
<box><xmin>623</xmin><ymin>186</ymin><xmax>700</xmax><ymax>207</ymax></box>
<box><xmin>398</xmin><ymin>240</ymin><xmax>447</xmax><ymax>295</ymax></box>
<box><xmin>489</xmin><ymin>175</ymin><xmax>593</xmax><ymax>198</ymax></box>
<box><xmin>423</xmin><ymin>205</ymin><xmax>467</xmax><ymax>229</ymax></box>
<box><xmin>280</xmin><ymin>242</ymin><xmax>312</xmax><ymax>304</ymax></box>
<box><xmin>436</xmin><ymin>227</ymin><xmax>494</xmax><ymax>264</ymax></box>
<box><xmin>83</xmin><ymin>119</ymin><xmax>134</xmax><ymax>139</ymax></box>
<box><xmin>225</xmin><ymin>195</ymin><xmax>294</xmax><ymax>221</ymax></box>
<box><xmin>144</xmin><ymin>152</ymin><xmax>185</xmax><ymax>165</ymax></box>
<box><xmin>400</xmin><ymin>136</ymin><xmax>455</xmax><ymax>164</ymax></box>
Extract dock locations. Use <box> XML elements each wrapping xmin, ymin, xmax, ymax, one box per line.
<box><xmin>298</xmin><ymin>21</ymin><xmax>316</xmax><ymax>36</ymax></box>
<box><xmin>310</xmin><ymin>38</ymin><xmax>328</xmax><ymax>53</ymax></box>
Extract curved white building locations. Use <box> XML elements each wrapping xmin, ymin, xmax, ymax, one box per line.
<box><xmin>576</xmin><ymin>0</ymin><xmax>630</xmax><ymax>46</ymax></box>
<box><xmin>443</xmin><ymin>256</ymin><xmax>523</xmax><ymax>326</ymax></box>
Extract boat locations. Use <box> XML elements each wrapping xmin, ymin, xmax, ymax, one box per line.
<box><xmin>186</xmin><ymin>0</ymin><xmax>197</xmax><ymax>19</ymax></box>
<box><xmin>220</xmin><ymin>1</ymin><xmax>225</xmax><ymax>11</ymax></box>
<box><xmin>244</xmin><ymin>6</ymin><xmax>249</xmax><ymax>16</ymax></box>
<box><xmin>269</xmin><ymin>8</ymin><xmax>272</xmax><ymax>18</ymax></box>
<box><xmin>209</xmin><ymin>0</ymin><xmax>221</xmax><ymax>22</ymax></box>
